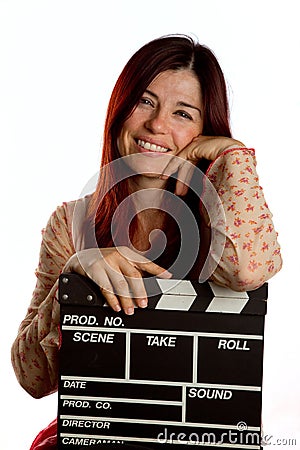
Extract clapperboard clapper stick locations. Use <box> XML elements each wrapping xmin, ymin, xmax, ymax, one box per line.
<box><xmin>58</xmin><ymin>273</ymin><xmax>267</xmax><ymax>449</ymax></box>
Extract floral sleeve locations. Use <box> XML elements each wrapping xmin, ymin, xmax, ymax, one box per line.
<box><xmin>205</xmin><ymin>148</ymin><xmax>282</xmax><ymax>291</ymax></box>
<box><xmin>11</xmin><ymin>204</ymin><xmax>75</xmax><ymax>398</ymax></box>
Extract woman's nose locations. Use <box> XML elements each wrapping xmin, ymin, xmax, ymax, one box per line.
<box><xmin>145</xmin><ymin>109</ymin><xmax>169</xmax><ymax>134</ymax></box>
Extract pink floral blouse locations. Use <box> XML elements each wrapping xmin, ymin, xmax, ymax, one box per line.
<box><xmin>11</xmin><ymin>148</ymin><xmax>282</xmax><ymax>399</ymax></box>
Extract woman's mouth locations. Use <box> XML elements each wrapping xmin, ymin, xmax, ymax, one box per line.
<box><xmin>136</xmin><ymin>139</ymin><xmax>170</xmax><ymax>153</ymax></box>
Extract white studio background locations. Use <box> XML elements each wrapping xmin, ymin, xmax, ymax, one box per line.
<box><xmin>0</xmin><ymin>0</ymin><xmax>299</xmax><ymax>448</ymax></box>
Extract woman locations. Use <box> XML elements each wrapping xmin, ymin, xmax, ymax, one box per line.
<box><xmin>12</xmin><ymin>35</ymin><xmax>282</xmax><ymax>448</ymax></box>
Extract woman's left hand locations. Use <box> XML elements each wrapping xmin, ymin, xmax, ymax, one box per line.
<box><xmin>161</xmin><ymin>136</ymin><xmax>245</xmax><ymax>196</ymax></box>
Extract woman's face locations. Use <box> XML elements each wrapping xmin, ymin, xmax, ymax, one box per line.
<box><xmin>117</xmin><ymin>69</ymin><xmax>203</xmax><ymax>183</ymax></box>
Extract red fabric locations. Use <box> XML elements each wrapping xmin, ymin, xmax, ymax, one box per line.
<box><xmin>30</xmin><ymin>419</ymin><xmax>57</xmax><ymax>449</ymax></box>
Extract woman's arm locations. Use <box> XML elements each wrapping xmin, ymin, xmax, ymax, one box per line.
<box><xmin>204</xmin><ymin>147</ymin><xmax>282</xmax><ymax>290</ymax></box>
<box><xmin>11</xmin><ymin>198</ymin><xmax>171</xmax><ymax>396</ymax></box>
<box><xmin>11</xmin><ymin>204</ymin><xmax>75</xmax><ymax>398</ymax></box>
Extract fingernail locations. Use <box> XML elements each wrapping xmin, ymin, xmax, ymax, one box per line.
<box><xmin>114</xmin><ymin>304</ymin><xmax>121</xmax><ymax>312</ymax></box>
<box><xmin>159</xmin><ymin>270</ymin><xmax>173</xmax><ymax>279</ymax></box>
<box><xmin>126</xmin><ymin>307</ymin><xmax>134</xmax><ymax>315</ymax></box>
<box><xmin>139</xmin><ymin>299</ymin><xmax>148</xmax><ymax>308</ymax></box>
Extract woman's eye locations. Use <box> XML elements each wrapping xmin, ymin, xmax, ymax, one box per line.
<box><xmin>175</xmin><ymin>110</ymin><xmax>193</xmax><ymax>120</ymax></box>
<box><xmin>139</xmin><ymin>97</ymin><xmax>154</xmax><ymax>107</ymax></box>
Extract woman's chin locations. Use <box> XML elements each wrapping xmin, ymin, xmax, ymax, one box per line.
<box><xmin>123</xmin><ymin>152</ymin><xmax>171</xmax><ymax>179</ymax></box>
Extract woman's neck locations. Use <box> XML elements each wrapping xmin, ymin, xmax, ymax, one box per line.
<box><xmin>131</xmin><ymin>208</ymin><xmax>166</xmax><ymax>252</ymax></box>
<box><xmin>126</xmin><ymin>175</ymin><xmax>170</xmax><ymax>252</ymax></box>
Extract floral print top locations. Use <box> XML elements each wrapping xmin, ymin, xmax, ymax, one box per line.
<box><xmin>11</xmin><ymin>148</ymin><xmax>282</xmax><ymax>399</ymax></box>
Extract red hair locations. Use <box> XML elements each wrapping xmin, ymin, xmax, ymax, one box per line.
<box><xmin>88</xmin><ymin>35</ymin><xmax>232</xmax><ymax>248</ymax></box>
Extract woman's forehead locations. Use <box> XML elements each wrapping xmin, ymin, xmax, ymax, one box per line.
<box><xmin>146</xmin><ymin>69</ymin><xmax>202</xmax><ymax>104</ymax></box>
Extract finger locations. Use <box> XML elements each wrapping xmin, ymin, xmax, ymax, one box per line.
<box><xmin>115</xmin><ymin>246</ymin><xmax>172</xmax><ymax>280</ymax></box>
<box><xmin>175</xmin><ymin>162</ymin><xmax>196</xmax><ymax>196</ymax></box>
<box><xmin>134</xmin><ymin>259</ymin><xmax>172</xmax><ymax>279</ymax></box>
<box><xmin>160</xmin><ymin>155</ymin><xmax>183</xmax><ymax>179</ymax></box>
<box><xmin>107</xmin><ymin>270</ymin><xmax>136</xmax><ymax>315</ymax></box>
<box><xmin>100</xmin><ymin>287</ymin><xmax>122</xmax><ymax>313</ymax></box>
<box><xmin>90</xmin><ymin>271</ymin><xmax>122</xmax><ymax>313</ymax></box>
<box><xmin>118</xmin><ymin>261</ymin><xmax>148</xmax><ymax>308</ymax></box>
<box><xmin>175</xmin><ymin>179</ymin><xmax>189</xmax><ymax>196</ymax></box>
<box><xmin>116</xmin><ymin>294</ymin><xmax>135</xmax><ymax>315</ymax></box>
<box><xmin>116</xmin><ymin>246</ymin><xmax>171</xmax><ymax>277</ymax></box>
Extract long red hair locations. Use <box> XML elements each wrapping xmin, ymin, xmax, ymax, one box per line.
<box><xmin>88</xmin><ymin>35</ymin><xmax>231</xmax><ymax>249</ymax></box>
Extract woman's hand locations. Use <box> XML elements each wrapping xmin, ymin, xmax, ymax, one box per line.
<box><xmin>63</xmin><ymin>247</ymin><xmax>172</xmax><ymax>315</ymax></box>
<box><xmin>161</xmin><ymin>136</ymin><xmax>245</xmax><ymax>196</ymax></box>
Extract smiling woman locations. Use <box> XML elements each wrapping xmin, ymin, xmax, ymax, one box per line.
<box><xmin>11</xmin><ymin>34</ymin><xmax>282</xmax><ymax>450</ymax></box>
<box><xmin>116</xmin><ymin>69</ymin><xmax>203</xmax><ymax>195</ymax></box>
<box><xmin>117</xmin><ymin>69</ymin><xmax>204</xmax><ymax>185</ymax></box>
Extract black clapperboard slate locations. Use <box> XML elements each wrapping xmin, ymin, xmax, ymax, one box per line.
<box><xmin>58</xmin><ymin>273</ymin><xmax>267</xmax><ymax>450</ymax></box>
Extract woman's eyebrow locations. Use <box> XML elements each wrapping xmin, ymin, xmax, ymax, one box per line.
<box><xmin>178</xmin><ymin>101</ymin><xmax>202</xmax><ymax>117</ymax></box>
<box><xmin>145</xmin><ymin>89</ymin><xmax>158</xmax><ymax>99</ymax></box>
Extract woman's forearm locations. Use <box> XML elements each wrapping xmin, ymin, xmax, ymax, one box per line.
<box><xmin>204</xmin><ymin>148</ymin><xmax>282</xmax><ymax>290</ymax></box>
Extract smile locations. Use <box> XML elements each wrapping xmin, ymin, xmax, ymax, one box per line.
<box><xmin>137</xmin><ymin>139</ymin><xmax>169</xmax><ymax>153</ymax></box>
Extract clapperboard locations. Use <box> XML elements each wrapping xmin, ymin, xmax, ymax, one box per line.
<box><xmin>58</xmin><ymin>273</ymin><xmax>267</xmax><ymax>449</ymax></box>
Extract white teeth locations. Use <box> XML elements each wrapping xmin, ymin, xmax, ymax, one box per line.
<box><xmin>138</xmin><ymin>139</ymin><xmax>169</xmax><ymax>152</ymax></box>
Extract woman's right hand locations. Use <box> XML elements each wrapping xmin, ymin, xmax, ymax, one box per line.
<box><xmin>63</xmin><ymin>247</ymin><xmax>172</xmax><ymax>315</ymax></box>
